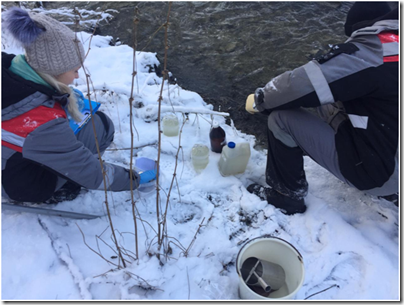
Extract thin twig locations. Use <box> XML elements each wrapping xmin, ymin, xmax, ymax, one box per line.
<box><xmin>76</xmin><ymin>223</ymin><xmax>120</xmax><ymax>268</ymax></box>
<box><xmin>167</xmin><ymin>240</ymin><xmax>186</xmax><ymax>252</ymax></box>
<box><xmin>85</xmin><ymin>14</ymin><xmax>101</xmax><ymax>59</ymax></box>
<box><xmin>93</xmin><ymin>269</ymin><xmax>115</xmax><ymax>279</ymax></box>
<box><xmin>106</xmin><ymin>142</ymin><xmax>157</xmax><ymax>152</ymax></box>
<box><xmin>187</xmin><ymin>266</ymin><xmax>190</xmax><ymax>299</ymax></box>
<box><xmin>125</xmin><ymin>271</ymin><xmax>164</xmax><ymax>292</ymax></box>
<box><xmin>146</xmin><ymin>235</ymin><xmax>158</xmax><ymax>255</ymax></box>
<box><xmin>128</xmin><ymin>5</ymin><xmax>140</xmax><ymax>263</ymax></box>
<box><xmin>73</xmin><ymin>11</ymin><xmax>126</xmax><ymax>269</ymax></box>
<box><xmin>183</xmin><ymin>217</ymin><xmax>205</xmax><ymax>257</ymax></box>
<box><xmin>66</xmin><ymin>243</ymin><xmax>72</xmax><ymax>259</ymax></box>
<box><xmin>156</xmin><ymin>1</ymin><xmax>173</xmax><ymax>256</ymax></box>
<box><xmin>161</xmin><ymin>117</ymin><xmax>188</xmax><ymax>236</ymax></box>
<box><xmin>304</xmin><ymin>284</ymin><xmax>339</xmax><ymax>300</ymax></box>
<box><xmin>140</xmin><ymin>23</ymin><xmax>166</xmax><ymax>52</ymax></box>
<box><xmin>96</xmin><ymin>235</ymin><xmax>119</xmax><ymax>257</ymax></box>
<box><xmin>111</xmin><ymin>92</ymin><xmax>122</xmax><ymax>133</ymax></box>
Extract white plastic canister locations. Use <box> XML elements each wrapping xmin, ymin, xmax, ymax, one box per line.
<box><xmin>236</xmin><ymin>235</ymin><xmax>305</xmax><ymax>300</ymax></box>
<box><xmin>218</xmin><ymin>142</ymin><xmax>251</xmax><ymax>176</ymax></box>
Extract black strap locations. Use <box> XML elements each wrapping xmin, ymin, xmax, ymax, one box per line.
<box><xmin>314</xmin><ymin>43</ymin><xmax>360</xmax><ymax>64</ymax></box>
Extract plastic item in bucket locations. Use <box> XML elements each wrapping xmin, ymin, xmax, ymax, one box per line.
<box><xmin>240</xmin><ymin>257</ymin><xmax>286</xmax><ymax>294</ymax></box>
<box><xmin>236</xmin><ymin>235</ymin><xmax>305</xmax><ymax>300</ymax></box>
<box><xmin>135</xmin><ymin>157</ymin><xmax>159</xmax><ymax>193</ymax></box>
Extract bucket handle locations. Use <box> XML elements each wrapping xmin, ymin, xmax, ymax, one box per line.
<box><xmin>236</xmin><ymin>234</ymin><xmax>303</xmax><ymax>276</ymax></box>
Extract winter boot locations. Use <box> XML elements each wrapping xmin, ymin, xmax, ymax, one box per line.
<box><xmin>247</xmin><ymin>183</ymin><xmax>306</xmax><ymax>215</ymax></box>
<box><xmin>44</xmin><ymin>181</ymin><xmax>82</xmax><ymax>204</ymax></box>
<box><xmin>379</xmin><ymin>193</ymin><xmax>399</xmax><ymax>207</ymax></box>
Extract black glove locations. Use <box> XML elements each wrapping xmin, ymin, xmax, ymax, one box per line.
<box><xmin>254</xmin><ymin>87</ymin><xmax>265</xmax><ymax>106</ymax></box>
<box><xmin>254</xmin><ymin>88</ymin><xmax>273</xmax><ymax>115</ymax></box>
<box><xmin>124</xmin><ymin>169</ymin><xmax>141</xmax><ymax>189</ymax></box>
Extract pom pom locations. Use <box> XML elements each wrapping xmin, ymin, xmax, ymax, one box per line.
<box><xmin>3</xmin><ymin>7</ymin><xmax>46</xmax><ymax>46</ymax></box>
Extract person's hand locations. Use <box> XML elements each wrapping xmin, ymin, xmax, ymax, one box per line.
<box><xmin>139</xmin><ymin>169</ymin><xmax>157</xmax><ymax>184</ymax></box>
<box><xmin>245</xmin><ymin>94</ymin><xmax>259</xmax><ymax>114</ymax></box>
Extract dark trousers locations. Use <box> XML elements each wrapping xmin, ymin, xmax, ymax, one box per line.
<box><xmin>266</xmin><ymin>127</ymin><xmax>308</xmax><ymax>200</ymax></box>
<box><xmin>266</xmin><ymin>108</ymin><xmax>398</xmax><ymax>198</ymax></box>
<box><xmin>265</xmin><ymin>108</ymin><xmax>348</xmax><ymax>199</ymax></box>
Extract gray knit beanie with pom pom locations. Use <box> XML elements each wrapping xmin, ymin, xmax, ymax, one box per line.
<box><xmin>3</xmin><ymin>7</ymin><xmax>85</xmax><ymax>76</ymax></box>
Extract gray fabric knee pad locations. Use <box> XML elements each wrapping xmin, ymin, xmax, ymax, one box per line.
<box><xmin>267</xmin><ymin>111</ymin><xmax>298</xmax><ymax>148</ymax></box>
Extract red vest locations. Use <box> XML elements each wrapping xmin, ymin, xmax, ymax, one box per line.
<box><xmin>2</xmin><ymin>103</ymin><xmax>66</xmax><ymax>153</ymax></box>
<box><xmin>377</xmin><ymin>32</ymin><xmax>399</xmax><ymax>63</ymax></box>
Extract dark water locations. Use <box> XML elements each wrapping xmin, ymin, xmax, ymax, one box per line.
<box><xmin>5</xmin><ymin>2</ymin><xmax>397</xmax><ymax>145</ymax></box>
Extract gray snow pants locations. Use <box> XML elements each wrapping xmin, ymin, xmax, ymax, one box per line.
<box><xmin>266</xmin><ymin>107</ymin><xmax>354</xmax><ymax>199</ymax></box>
<box><xmin>55</xmin><ymin>112</ymin><xmax>115</xmax><ymax>190</ymax></box>
<box><xmin>266</xmin><ymin>107</ymin><xmax>397</xmax><ymax>198</ymax></box>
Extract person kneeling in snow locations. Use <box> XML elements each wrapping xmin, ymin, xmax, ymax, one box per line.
<box><xmin>245</xmin><ymin>2</ymin><xmax>398</xmax><ymax>215</ymax></box>
<box><xmin>2</xmin><ymin>8</ymin><xmax>156</xmax><ymax>203</ymax></box>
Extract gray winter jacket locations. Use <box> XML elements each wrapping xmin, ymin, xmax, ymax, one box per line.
<box><xmin>2</xmin><ymin>52</ymin><xmax>140</xmax><ymax>202</ymax></box>
<box><xmin>255</xmin><ymin>18</ymin><xmax>398</xmax><ymax>194</ymax></box>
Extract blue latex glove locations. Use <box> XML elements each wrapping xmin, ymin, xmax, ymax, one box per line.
<box><xmin>139</xmin><ymin>169</ymin><xmax>157</xmax><ymax>184</ymax></box>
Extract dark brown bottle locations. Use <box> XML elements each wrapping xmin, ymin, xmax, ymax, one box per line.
<box><xmin>210</xmin><ymin>121</ymin><xmax>226</xmax><ymax>153</ymax></box>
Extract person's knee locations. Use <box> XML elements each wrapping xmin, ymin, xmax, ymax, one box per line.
<box><xmin>95</xmin><ymin>111</ymin><xmax>115</xmax><ymax>145</ymax></box>
<box><xmin>267</xmin><ymin>110</ymin><xmax>297</xmax><ymax>148</ymax></box>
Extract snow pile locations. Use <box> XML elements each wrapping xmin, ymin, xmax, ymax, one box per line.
<box><xmin>1</xmin><ymin>14</ymin><xmax>399</xmax><ymax>301</ymax></box>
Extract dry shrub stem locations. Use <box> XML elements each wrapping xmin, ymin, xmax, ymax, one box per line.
<box><xmin>161</xmin><ymin>117</ymin><xmax>188</xmax><ymax>241</ymax></box>
<box><xmin>106</xmin><ymin>141</ymin><xmax>157</xmax><ymax>152</ymax></box>
<box><xmin>128</xmin><ymin>6</ymin><xmax>140</xmax><ymax>262</ymax></box>
<box><xmin>76</xmin><ymin>223</ymin><xmax>120</xmax><ymax>268</ymax></box>
<box><xmin>73</xmin><ymin>11</ymin><xmax>126</xmax><ymax>268</ymax></box>
<box><xmin>304</xmin><ymin>284</ymin><xmax>339</xmax><ymax>300</ymax></box>
<box><xmin>85</xmin><ymin>14</ymin><xmax>101</xmax><ymax>59</ymax></box>
<box><xmin>156</xmin><ymin>2</ymin><xmax>173</xmax><ymax>253</ymax></box>
<box><xmin>73</xmin><ymin>2</ymin><xmax>203</xmax><ymax>273</ymax></box>
<box><xmin>183</xmin><ymin>217</ymin><xmax>205</xmax><ymax>257</ymax></box>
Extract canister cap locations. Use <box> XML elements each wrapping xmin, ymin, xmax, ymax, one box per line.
<box><xmin>212</xmin><ymin>121</ymin><xmax>219</xmax><ymax>128</ymax></box>
<box><xmin>228</xmin><ymin>142</ymin><xmax>236</xmax><ymax>149</ymax></box>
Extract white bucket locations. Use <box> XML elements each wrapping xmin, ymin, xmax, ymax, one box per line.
<box><xmin>236</xmin><ymin>235</ymin><xmax>305</xmax><ymax>300</ymax></box>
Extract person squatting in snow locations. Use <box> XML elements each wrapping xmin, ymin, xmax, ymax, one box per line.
<box><xmin>245</xmin><ymin>2</ymin><xmax>399</xmax><ymax>215</ymax></box>
<box><xmin>2</xmin><ymin>8</ymin><xmax>157</xmax><ymax>203</ymax></box>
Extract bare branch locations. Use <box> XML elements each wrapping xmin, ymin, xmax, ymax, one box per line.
<box><xmin>73</xmin><ymin>10</ymin><xmax>126</xmax><ymax>269</ymax></box>
<box><xmin>156</xmin><ymin>2</ymin><xmax>173</xmax><ymax>253</ymax></box>
<box><xmin>106</xmin><ymin>141</ymin><xmax>157</xmax><ymax>152</ymax></box>
<box><xmin>76</xmin><ymin>223</ymin><xmax>120</xmax><ymax>268</ymax></box>
<box><xmin>127</xmin><ymin>6</ymin><xmax>141</xmax><ymax>262</ymax></box>
<box><xmin>305</xmin><ymin>284</ymin><xmax>339</xmax><ymax>300</ymax></box>
<box><xmin>85</xmin><ymin>14</ymin><xmax>101</xmax><ymax>59</ymax></box>
<box><xmin>183</xmin><ymin>217</ymin><xmax>205</xmax><ymax>257</ymax></box>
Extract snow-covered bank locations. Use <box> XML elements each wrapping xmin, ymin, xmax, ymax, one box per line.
<box><xmin>1</xmin><ymin>17</ymin><xmax>399</xmax><ymax>301</ymax></box>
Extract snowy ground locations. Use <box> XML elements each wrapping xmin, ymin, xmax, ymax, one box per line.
<box><xmin>1</xmin><ymin>8</ymin><xmax>400</xmax><ymax>301</ymax></box>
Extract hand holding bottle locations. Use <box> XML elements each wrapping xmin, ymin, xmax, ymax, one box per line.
<box><xmin>139</xmin><ymin>169</ymin><xmax>157</xmax><ymax>184</ymax></box>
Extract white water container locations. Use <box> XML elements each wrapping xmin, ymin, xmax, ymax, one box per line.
<box><xmin>191</xmin><ymin>144</ymin><xmax>209</xmax><ymax>172</ymax></box>
<box><xmin>162</xmin><ymin>114</ymin><xmax>179</xmax><ymax>136</ymax></box>
<box><xmin>218</xmin><ymin>142</ymin><xmax>251</xmax><ymax>176</ymax></box>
